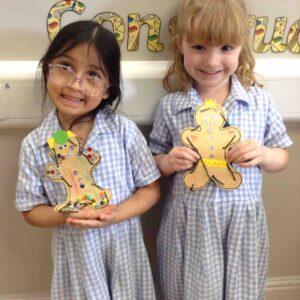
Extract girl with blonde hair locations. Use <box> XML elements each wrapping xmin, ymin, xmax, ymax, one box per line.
<box><xmin>149</xmin><ymin>0</ymin><xmax>292</xmax><ymax>299</ymax></box>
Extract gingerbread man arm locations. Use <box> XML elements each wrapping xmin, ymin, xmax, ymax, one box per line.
<box><xmin>46</xmin><ymin>163</ymin><xmax>72</xmax><ymax>187</ymax></box>
<box><xmin>181</xmin><ymin>128</ymin><xmax>200</xmax><ymax>150</ymax></box>
<box><xmin>46</xmin><ymin>163</ymin><xmax>62</xmax><ymax>181</ymax></box>
<box><xmin>221</xmin><ymin>126</ymin><xmax>241</xmax><ymax>150</ymax></box>
<box><xmin>82</xmin><ymin>147</ymin><xmax>101</xmax><ymax>165</ymax></box>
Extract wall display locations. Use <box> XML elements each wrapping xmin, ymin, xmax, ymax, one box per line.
<box><xmin>48</xmin><ymin>1</ymin><xmax>164</xmax><ymax>52</ymax></box>
<box><xmin>249</xmin><ymin>15</ymin><xmax>300</xmax><ymax>54</ymax></box>
<box><xmin>0</xmin><ymin>0</ymin><xmax>299</xmax><ymax>128</ymax></box>
<box><xmin>47</xmin><ymin>0</ymin><xmax>300</xmax><ymax>54</ymax></box>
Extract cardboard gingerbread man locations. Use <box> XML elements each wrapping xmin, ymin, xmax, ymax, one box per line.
<box><xmin>181</xmin><ymin>99</ymin><xmax>242</xmax><ymax>190</ymax></box>
<box><xmin>46</xmin><ymin>130</ymin><xmax>112</xmax><ymax>212</ymax></box>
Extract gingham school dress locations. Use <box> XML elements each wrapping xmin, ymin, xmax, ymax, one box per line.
<box><xmin>15</xmin><ymin>109</ymin><xmax>160</xmax><ymax>300</ymax></box>
<box><xmin>149</xmin><ymin>75</ymin><xmax>292</xmax><ymax>300</ymax></box>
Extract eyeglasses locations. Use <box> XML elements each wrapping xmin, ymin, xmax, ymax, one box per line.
<box><xmin>48</xmin><ymin>63</ymin><xmax>109</xmax><ymax>96</ymax></box>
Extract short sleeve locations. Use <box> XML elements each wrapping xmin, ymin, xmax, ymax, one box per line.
<box><xmin>264</xmin><ymin>95</ymin><xmax>293</xmax><ymax>148</ymax></box>
<box><xmin>149</xmin><ymin>99</ymin><xmax>173</xmax><ymax>154</ymax></box>
<box><xmin>15</xmin><ymin>140</ymin><xmax>49</xmax><ymax>211</ymax></box>
<box><xmin>126</xmin><ymin>123</ymin><xmax>161</xmax><ymax>188</ymax></box>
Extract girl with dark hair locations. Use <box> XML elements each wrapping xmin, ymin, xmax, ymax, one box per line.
<box><xmin>15</xmin><ymin>20</ymin><xmax>160</xmax><ymax>299</ymax></box>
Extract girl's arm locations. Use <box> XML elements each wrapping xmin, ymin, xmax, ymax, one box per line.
<box><xmin>21</xmin><ymin>180</ymin><xmax>160</xmax><ymax>229</ymax></box>
<box><xmin>257</xmin><ymin>147</ymin><xmax>289</xmax><ymax>173</ymax></box>
<box><xmin>22</xmin><ymin>204</ymin><xmax>67</xmax><ymax>227</ymax></box>
<box><xmin>154</xmin><ymin>146</ymin><xmax>200</xmax><ymax>176</ymax></box>
<box><xmin>227</xmin><ymin>139</ymin><xmax>289</xmax><ymax>173</ymax></box>
<box><xmin>65</xmin><ymin>179</ymin><xmax>160</xmax><ymax>229</ymax></box>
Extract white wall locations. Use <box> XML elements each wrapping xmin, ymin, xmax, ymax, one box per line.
<box><xmin>0</xmin><ymin>59</ymin><xmax>300</xmax><ymax>129</ymax></box>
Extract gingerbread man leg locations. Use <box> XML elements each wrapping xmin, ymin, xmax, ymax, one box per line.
<box><xmin>55</xmin><ymin>200</ymin><xmax>76</xmax><ymax>212</ymax></box>
<box><xmin>91</xmin><ymin>188</ymin><xmax>112</xmax><ymax>208</ymax></box>
<box><xmin>210</xmin><ymin>167</ymin><xmax>242</xmax><ymax>189</ymax></box>
<box><xmin>184</xmin><ymin>161</ymin><xmax>210</xmax><ymax>190</ymax></box>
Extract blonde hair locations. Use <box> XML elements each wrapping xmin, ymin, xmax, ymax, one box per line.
<box><xmin>164</xmin><ymin>0</ymin><xmax>261</xmax><ymax>92</ymax></box>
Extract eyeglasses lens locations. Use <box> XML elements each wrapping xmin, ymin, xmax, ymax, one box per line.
<box><xmin>49</xmin><ymin>65</ymin><xmax>105</xmax><ymax>96</ymax></box>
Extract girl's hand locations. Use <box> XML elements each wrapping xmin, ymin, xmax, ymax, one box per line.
<box><xmin>66</xmin><ymin>180</ymin><xmax>160</xmax><ymax>229</ymax></box>
<box><xmin>66</xmin><ymin>204</ymin><xmax>118</xmax><ymax>229</ymax></box>
<box><xmin>166</xmin><ymin>146</ymin><xmax>200</xmax><ymax>173</ymax></box>
<box><xmin>227</xmin><ymin>139</ymin><xmax>266</xmax><ymax>168</ymax></box>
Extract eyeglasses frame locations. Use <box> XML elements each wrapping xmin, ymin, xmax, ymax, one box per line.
<box><xmin>48</xmin><ymin>63</ymin><xmax>110</xmax><ymax>96</ymax></box>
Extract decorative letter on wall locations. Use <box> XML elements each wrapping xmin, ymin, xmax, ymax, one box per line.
<box><xmin>93</xmin><ymin>12</ymin><xmax>125</xmax><ymax>46</ymax></box>
<box><xmin>251</xmin><ymin>16</ymin><xmax>300</xmax><ymax>54</ymax></box>
<box><xmin>47</xmin><ymin>0</ymin><xmax>85</xmax><ymax>41</ymax></box>
<box><xmin>288</xmin><ymin>20</ymin><xmax>300</xmax><ymax>53</ymax></box>
<box><xmin>128</xmin><ymin>14</ymin><xmax>164</xmax><ymax>51</ymax></box>
<box><xmin>271</xmin><ymin>17</ymin><xmax>288</xmax><ymax>53</ymax></box>
<box><xmin>253</xmin><ymin>17</ymin><xmax>271</xmax><ymax>53</ymax></box>
<box><xmin>168</xmin><ymin>16</ymin><xmax>177</xmax><ymax>37</ymax></box>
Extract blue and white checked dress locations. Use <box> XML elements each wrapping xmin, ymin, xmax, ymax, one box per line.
<box><xmin>15</xmin><ymin>109</ymin><xmax>160</xmax><ymax>300</ymax></box>
<box><xmin>149</xmin><ymin>75</ymin><xmax>292</xmax><ymax>300</ymax></box>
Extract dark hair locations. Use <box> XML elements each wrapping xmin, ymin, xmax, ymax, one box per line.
<box><xmin>40</xmin><ymin>20</ymin><xmax>121</xmax><ymax>124</ymax></box>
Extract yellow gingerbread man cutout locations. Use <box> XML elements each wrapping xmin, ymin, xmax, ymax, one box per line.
<box><xmin>46</xmin><ymin>130</ymin><xmax>112</xmax><ymax>212</ymax></box>
<box><xmin>181</xmin><ymin>99</ymin><xmax>242</xmax><ymax>190</ymax></box>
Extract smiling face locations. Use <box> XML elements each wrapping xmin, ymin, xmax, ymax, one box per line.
<box><xmin>47</xmin><ymin>43</ymin><xmax>110</xmax><ymax>129</ymax></box>
<box><xmin>180</xmin><ymin>38</ymin><xmax>242</xmax><ymax>100</ymax></box>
